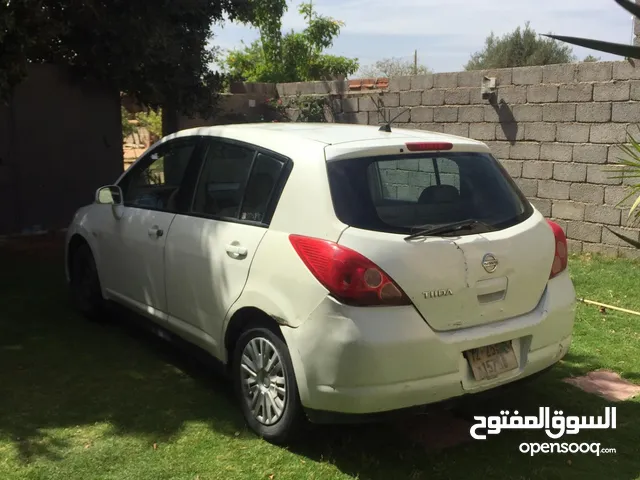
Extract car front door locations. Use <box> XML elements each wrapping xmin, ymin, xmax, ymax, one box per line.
<box><xmin>95</xmin><ymin>136</ymin><xmax>203</xmax><ymax>317</ymax></box>
<box><xmin>164</xmin><ymin>139</ymin><xmax>289</xmax><ymax>356</ymax></box>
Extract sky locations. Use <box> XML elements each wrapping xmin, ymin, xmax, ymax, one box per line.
<box><xmin>210</xmin><ymin>0</ymin><xmax>635</xmax><ymax>75</ymax></box>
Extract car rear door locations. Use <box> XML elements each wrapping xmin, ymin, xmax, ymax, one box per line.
<box><xmin>325</xmin><ymin>141</ymin><xmax>556</xmax><ymax>332</ymax></box>
<box><xmin>163</xmin><ymin>138</ymin><xmax>290</xmax><ymax>355</ymax></box>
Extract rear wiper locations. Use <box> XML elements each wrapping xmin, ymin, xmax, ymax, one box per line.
<box><xmin>404</xmin><ymin>219</ymin><xmax>494</xmax><ymax>241</ymax></box>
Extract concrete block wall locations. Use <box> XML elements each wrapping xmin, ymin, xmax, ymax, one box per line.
<box><xmin>272</xmin><ymin>61</ymin><xmax>640</xmax><ymax>258</ymax></box>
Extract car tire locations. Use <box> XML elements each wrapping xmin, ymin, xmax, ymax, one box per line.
<box><xmin>232</xmin><ymin>325</ymin><xmax>304</xmax><ymax>444</ymax></box>
<box><xmin>70</xmin><ymin>243</ymin><xmax>107</xmax><ymax>321</ymax></box>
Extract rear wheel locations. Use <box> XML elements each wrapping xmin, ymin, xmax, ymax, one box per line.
<box><xmin>232</xmin><ymin>325</ymin><xmax>303</xmax><ymax>444</ymax></box>
<box><xmin>70</xmin><ymin>243</ymin><xmax>106</xmax><ymax>321</ymax></box>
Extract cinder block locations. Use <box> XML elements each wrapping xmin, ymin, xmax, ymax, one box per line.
<box><xmin>557</xmin><ymin>124</ymin><xmax>590</xmax><ymax>143</ymax></box>
<box><xmin>497</xmin><ymin>86</ymin><xmax>527</xmax><ymax>104</ymax></box>
<box><xmin>630</xmin><ymin>80</ymin><xmax>640</xmax><ymax>100</ymax></box>
<box><xmin>530</xmin><ymin>198</ymin><xmax>552</xmax><ymax>216</ymax></box>
<box><xmin>602</xmin><ymin>226</ymin><xmax>640</xmax><ymax>246</ymax></box>
<box><xmin>523</xmin><ymin>160</ymin><xmax>553</xmax><ymax>179</ymax></box>
<box><xmin>496</xmin><ymin>123</ymin><xmax>524</xmax><ymax>141</ymax></box>
<box><xmin>573</xmin><ymin>144</ymin><xmax>608</xmax><ymax>164</ymax></box>
<box><xmin>543</xmin><ymin>104</ymin><xmax>576</xmax><ymax>122</ymax></box>
<box><xmin>386</xmin><ymin>107</ymin><xmax>410</xmax><ymax>123</ymax></box>
<box><xmin>587</xmin><ymin>164</ymin><xmax>622</xmax><ymax>185</ymax></box>
<box><xmin>282</xmin><ymin>82</ymin><xmax>298</xmax><ymax>96</ymax></box>
<box><xmin>422</xmin><ymin>89</ymin><xmax>445</xmax><ymax>106</ymax></box>
<box><xmin>383</xmin><ymin>92</ymin><xmax>400</xmax><ymax>107</ymax></box>
<box><xmin>500</xmin><ymin>159</ymin><xmax>523</xmax><ymax>178</ymax></box>
<box><xmin>433</xmin><ymin>107</ymin><xmax>458</xmax><ymax>122</ymax></box>
<box><xmin>527</xmin><ymin>85</ymin><xmax>558</xmax><ymax>103</ymax></box>
<box><xmin>570</xmin><ymin>183</ymin><xmax>604</xmax><ymax>203</ymax></box>
<box><xmin>578</xmin><ymin>62</ymin><xmax>613</xmax><ymax>82</ymax></box>
<box><xmin>389</xmin><ymin>76</ymin><xmax>412</xmax><ymax>91</ymax></box>
<box><xmin>618</xmin><ymin>246</ymin><xmax>640</xmax><ymax>259</ymax></box>
<box><xmin>483</xmin><ymin>68</ymin><xmax>513</xmax><ymax>86</ymax></box>
<box><xmin>612</xmin><ymin>103</ymin><xmax>640</xmax><ymax>122</ymax></box>
<box><xmin>368</xmin><ymin>111</ymin><xmax>383</xmax><ymax>125</ymax></box>
<box><xmin>513</xmin><ymin>104</ymin><xmax>543</xmax><ymax>122</ymax></box>
<box><xmin>510</xmin><ymin>143</ymin><xmax>540</xmax><ymax>160</ymax></box>
<box><xmin>410</xmin><ymin>75</ymin><xmax>434</xmax><ymax>90</ymax></box>
<box><xmin>443</xmin><ymin>123</ymin><xmax>470</xmax><ymax>137</ymax></box>
<box><xmin>342</xmin><ymin>96</ymin><xmax>358</xmax><ymax>113</ymax></box>
<box><xmin>538</xmin><ymin>180</ymin><xmax>570</xmax><ymax>199</ymax></box>
<box><xmin>613</xmin><ymin>61</ymin><xmax>640</xmax><ymax>80</ymax></box>
<box><xmin>515</xmin><ymin>178</ymin><xmax>538</xmax><ymax>197</ymax></box>
<box><xmin>469</xmin><ymin>123</ymin><xmax>495</xmax><ymax>140</ymax></box>
<box><xmin>411</xmin><ymin>106</ymin><xmax>434</xmax><ymax>123</ymax></box>
<box><xmin>415</xmin><ymin>122</ymin><xmax>444</xmax><ymax>132</ymax></box>
<box><xmin>540</xmin><ymin>143</ymin><xmax>573</xmax><ymax>162</ymax></box>
<box><xmin>554</xmin><ymin>163</ymin><xmax>587</xmax><ymax>182</ymax></box>
<box><xmin>485</xmin><ymin>141</ymin><xmax>510</xmax><ymax>159</ymax></box>
<box><xmin>457</xmin><ymin>70</ymin><xmax>484</xmax><ymax>88</ymax></box>
<box><xmin>567</xmin><ymin>221</ymin><xmax>603</xmax><ymax>243</ymax></box>
<box><xmin>583</xmin><ymin>243</ymin><xmax>619</xmax><ymax>257</ymax></box>
<box><xmin>590</xmin><ymin>124</ymin><xmax>629</xmax><ymax>143</ymax></box>
<box><xmin>512</xmin><ymin>66</ymin><xmax>543</xmax><ymax>85</ymax></box>
<box><xmin>594</xmin><ymin>82</ymin><xmax>630</xmax><ymax>101</ymax></box>
<box><xmin>359</xmin><ymin>95</ymin><xmax>381</xmax><ymax>112</ymax></box>
<box><xmin>543</xmin><ymin>64</ymin><xmax>578</xmax><ymax>83</ymax></box>
<box><xmin>444</xmin><ymin>89</ymin><xmax>470</xmax><ymax>105</ymax></box>
<box><xmin>576</xmin><ymin>103</ymin><xmax>612</xmax><ymax>122</ymax></box>
<box><xmin>336</xmin><ymin>111</ymin><xmax>368</xmax><ymax>124</ymax></box>
<box><xmin>484</xmin><ymin>105</ymin><xmax>501</xmax><ymax>122</ymax></box>
<box><xmin>567</xmin><ymin>239</ymin><xmax>584</xmax><ymax>254</ymax></box>
<box><xmin>434</xmin><ymin>72</ymin><xmax>458</xmax><ymax>88</ymax></box>
<box><xmin>604</xmin><ymin>185</ymin><xmax>633</xmax><ymax>206</ymax></box>
<box><xmin>400</xmin><ymin>91</ymin><xmax>422</xmax><ymax>106</ymax></box>
<box><xmin>558</xmin><ymin>84</ymin><xmax>593</xmax><ymax>102</ymax></box>
<box><xmin>585</xmin><ymin>205</ymin><xmax>622</xmax><ymax>225</ymax></box>
<box><xmin>524</xmin><ymin>123</ymin><xmax>556</xmax><ymax>142</ymax></box>
<box><xmin>458</xmin><ymin>106</ymin><xmax>484</xmax><ymax>122</ymax></box>
<box><xmin>298</xmin><ymin>82</ymin><xmax>316</xmax><ymax>94</ymax></box>
<box><xmin>552</xmin><ymin>201</ymin><xmax>586</xmax><ymax>221</ymax></box>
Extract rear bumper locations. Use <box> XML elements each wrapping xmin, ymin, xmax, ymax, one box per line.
<box><xmin>280</xmin><ymin>269</ymin><xmax>576</xmax><ymax>417</ymax></box>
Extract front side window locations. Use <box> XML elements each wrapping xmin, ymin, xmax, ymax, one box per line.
<box><xmin>120</xmin><ymin>138</ymin><xmax>197</xmax><ymax>211</ymax></box>
<box><xmin>327</xmin><ymin>152</ymin><xmax>532</xmax><ymax>235</ymax></box>
<box><xmin>192</xmin><ymin>141</ymin><xmax>256</xmax><ymax>218</ymax></box>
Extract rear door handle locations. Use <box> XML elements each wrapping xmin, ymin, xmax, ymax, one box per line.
<box><xmin>225</xmin><ymin>244</ymin><xmax>248</xmax><ymax>257</ymax></box>
<box><xmin>148</xmin><ymin>226</ymin><xmax>164</xmax><ymax>238</ymax></box>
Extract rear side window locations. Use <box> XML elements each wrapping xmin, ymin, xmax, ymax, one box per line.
<box><xmin>327</xmin><ymin>152</ymin><xmax>532</xmax><ymax>235</ymax></box>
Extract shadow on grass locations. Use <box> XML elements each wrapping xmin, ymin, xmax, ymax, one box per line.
<box><xmin>1</xmin><ymin>244</ymin><xmax>639</xmax><ymax>480</ymax></box>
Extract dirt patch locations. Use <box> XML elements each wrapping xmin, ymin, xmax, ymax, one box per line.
<box><xmin>563</xmin><ymin>369</ymin><xmax>640</xmax><ymax>402</ymax></box>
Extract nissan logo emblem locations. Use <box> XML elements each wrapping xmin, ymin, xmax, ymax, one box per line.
<box><xmin>482</xmin><ymin>253</ymin><xmax>498</xmax><ymax>273</ymax></box>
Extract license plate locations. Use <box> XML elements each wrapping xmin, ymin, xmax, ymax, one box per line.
<box><xmin>464</xmin><ymin>341</ymin><xmax>518</xmax><ymax>381</ymax></box>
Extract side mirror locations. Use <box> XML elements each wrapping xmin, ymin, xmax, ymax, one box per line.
<box><xmin>95</xmin><ymin>185</ymin><xmax>123</xmax><ymax>205</ymax></box>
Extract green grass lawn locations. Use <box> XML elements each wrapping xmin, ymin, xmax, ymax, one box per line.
<box><xmin>1</xmin><ymin>244</ymin><xmax>639</xmax><ymax>480</ymax></box>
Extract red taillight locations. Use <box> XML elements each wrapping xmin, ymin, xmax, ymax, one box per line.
<box><xmin>405</xmin><ymin>142</ymin><xmax>453</xmax><ymax>152</ymax></box>
<box><xmin>547</xmin><ymin>220</ymin><xmax>568</xmax><ymax>279</ymax></box>
<box><xmin>289</xmin><ymin>235</ymin><xmax>411</xmax><ymax>307</ymax></box>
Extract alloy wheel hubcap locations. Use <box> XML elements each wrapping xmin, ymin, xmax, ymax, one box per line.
<box><xmin>240</xmin><ymin>337</ymin><xmax>287</xmax><ymax>425</ymax></box>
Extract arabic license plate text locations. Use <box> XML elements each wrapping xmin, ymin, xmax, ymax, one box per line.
<box><xmin>465</xmin><ymin>341</ymin><xmax>518</xmax><ymax>381</ymax></box>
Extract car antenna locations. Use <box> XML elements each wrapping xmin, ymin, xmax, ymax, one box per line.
<box><xmin>377</xmin><ymin>103</ymin><xmax>409</xmax><ymax>133</ymax></box>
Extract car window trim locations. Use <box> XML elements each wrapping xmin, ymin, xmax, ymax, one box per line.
<box><xmin>187</xmin><ymin>136</ymin><xmax>293</xmax><ymax>227</ymax></box>
<box><xmin>117</xmin><ymin>136</ymin><xmax>205</xmax><ymax>213</ymax></box>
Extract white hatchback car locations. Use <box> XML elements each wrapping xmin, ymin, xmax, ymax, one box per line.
<box><xmin>65</xmin><ymin>123</ymin><xmax>576</xmax><ymax>443</ymax></box>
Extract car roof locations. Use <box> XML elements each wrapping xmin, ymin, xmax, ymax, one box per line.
<box><xmin>174</xmin><ymin>122</ymin><xmax>487</xmax><ymax>148</ymax></box>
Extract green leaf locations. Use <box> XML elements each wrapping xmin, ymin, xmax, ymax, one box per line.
<box><xmin>604</xmin><ymin>226</ymin><xmax>640</xmax><ymax>249</ymax></box>
<box><xmin>544</xmin><ymin>35</ymin><xmax>640</xmax><ymax>59</ymax></box>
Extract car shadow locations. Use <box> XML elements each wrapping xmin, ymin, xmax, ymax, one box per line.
<box><xmin>1</xmin><ymin>245</ymin><xmax>638</xmax><ymax>479</ymax></box>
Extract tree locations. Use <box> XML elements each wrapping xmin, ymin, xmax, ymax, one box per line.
<box><xmin>465</xmin><ymin>22</ymin><xmax>575</xmax><ymax>70</ymax></box>
<box><xmin>223</xmin><ymin>2</ymin><xmax>359</xmax><ymax>83</ymax></box>
<box><xmin>0</xmin><ymin>0</ymin><xmax>286</xmax><ymax>118</ymax></box>
<box><xmin>582</xmin><ymin>55</ymin><xmax>601</xmax><ymax>62</ymax></box>
<box><xmin>359</xmin><ymin>57</ymin><xmax>432</xmax><ymax>78</ymax></box>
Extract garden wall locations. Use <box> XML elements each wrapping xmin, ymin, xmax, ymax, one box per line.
<box><xmin>178</xmin><ymin>60</ymin><xmax>640</xmax><ymax>258</ymax></box>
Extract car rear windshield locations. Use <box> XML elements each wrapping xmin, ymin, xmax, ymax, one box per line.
<box><xmin>326</xmin><ymin>152</ymin><xmax>533</xmax><ymax>235</ymax></box>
